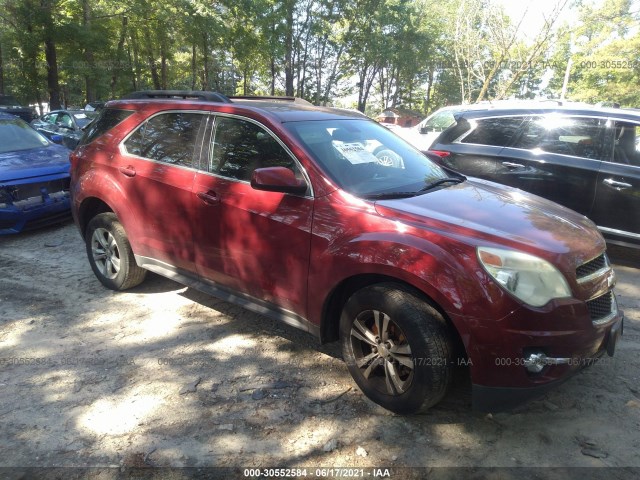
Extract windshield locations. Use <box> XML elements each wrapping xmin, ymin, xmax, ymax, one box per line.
<box><xmin>420</xmin><ymin>109</ymin><xmax>457</xmax><ymax>132</ymax></box>
<box><xmin>72</xmin><ymin>112</ymin><xmax>92</xmax><ymax>128</ymax></box>
<box><xmin>0</xmin><ymin>118</ymin><xmax>51</xmax><ymax>154</ymax></box>
<box><xmin>285</xmin><ymin>119</ymin><xmax>453</xmax><ymax>198</ymax></box>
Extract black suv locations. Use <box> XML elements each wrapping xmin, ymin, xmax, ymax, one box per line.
<box><xmin>430</xmin><ymin>103</ymin><xmax>640</xmax><ymax>251</ymax></box>
<box><xmin>0</xmin><ymin>94</ymin><xmax>37</xmax><ymax>122</ymax></box>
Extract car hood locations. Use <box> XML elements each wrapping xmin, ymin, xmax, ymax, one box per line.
<box><xmin>374</xmin><ymin>177</ymin><xmax>605</xmax><ymax>263</ymax></box>
<box><xmin>0</xmin><ymin>145</ymin><xmax>70</xmax><ymax>182</ymax></box>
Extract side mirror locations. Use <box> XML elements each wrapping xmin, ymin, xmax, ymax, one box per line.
<box><xmin>251</xmin><ymin>167</ymin><xmax>308</xmax><ymax>195</ymax></box>
<box><xmin>50</xmin><ymin>134</ymin><xmax>64</xmax><ymax>144</ymax></box>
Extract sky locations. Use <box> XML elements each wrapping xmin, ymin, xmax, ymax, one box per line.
<box><xmin>496</xmin><ymin>0</ymin><xmax>578</xmax><ymax>42</ymax></box>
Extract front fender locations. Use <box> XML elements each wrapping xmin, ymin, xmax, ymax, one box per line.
<box><xmin>309</xmin><ymin>231</ymin><xmax>505</xmax><ymax>322</ymax></box>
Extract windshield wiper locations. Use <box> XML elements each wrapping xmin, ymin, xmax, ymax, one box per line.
<box><xmin>363</xmin><ymin>176</ymin><xmax>466</xmax><ymax>200</ymax></box>
<box><xmin>419</xmin><ymin>176</ymin><xmax>465</xmax><ymax>192</ymax></box>
<box><xmin>362</xmin><ymin>191</ymin><xmax>422</xmax><ymax>200</ymax></box>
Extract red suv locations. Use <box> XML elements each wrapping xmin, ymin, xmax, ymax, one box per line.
<box><xmin>70</xmin><ymin>91</ymin><xmax>624</xmax><ymax>413</ymax></box>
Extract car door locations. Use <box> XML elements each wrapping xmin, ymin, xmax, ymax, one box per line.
<box><xmin>589</xmin><ymin>121</ymin><xmax>640</xmax><ymax>247</ymax></box>
<box><xmin>192</xmin><ymin>114</ymin><xmax>313</xmax><ymax>319</ymax></box>
<box><xmin>118</xmin><ymin>110</ymin><xmax>208</xmax><ymax>273</ymax></box>
<box><xmin>33</xmin><ymin>113</ymin><xmax>59</xmax><ymax>139</ymax></box>
<box><xmin>54</xmin><ymin>112</ymin><xmax>77</xmax><ymax>148</ymax></box>
<box><xmin>493</xmin><ymin>115</ymin><xmax>609</xmax><ymax>216</ymax></box>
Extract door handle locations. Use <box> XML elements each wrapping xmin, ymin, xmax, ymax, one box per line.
<box><xmin>197</xmin><ymin>191</ymin><xmax>220</xmax><ymax>205</ymax></box>
<box><xmin>502</xmin><ymin>162</ymin><xmax>525</xmax><ymax>169</ymax></box>
<box><xmin>118</xmin><ymin>165</ymin><xmax>136</xmax><ymax>177</ymax></box>
<box><xmin>603</xmin><ymin>178</ymin><xmax>632</xmax><ymax>190</ymax></box>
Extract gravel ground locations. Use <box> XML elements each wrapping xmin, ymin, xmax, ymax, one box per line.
<box><xmin>1</xmin><ymin>221</ymin><xmax>639</xmax><ymax>479</ymax></box>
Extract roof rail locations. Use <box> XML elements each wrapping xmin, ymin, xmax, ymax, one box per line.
<box><xmin>230</xmin><ymin>95</ymin><xmax>313</xmax><ymax>105</ymax></box>
<box><xmin>122</xmin><ymin>90</ymin><xmax>231</xmax><ymax>103</ymax></box>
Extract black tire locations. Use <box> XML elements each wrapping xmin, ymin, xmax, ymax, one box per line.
<box><xmin>85</xmin><ymin>212</ymin><xmax>147</xmax><ymax>291</ymax></box>
<box><xmin>340</xmin><ymin>283</ymin><xmax>453</xmax><ymax>414</ymax></box>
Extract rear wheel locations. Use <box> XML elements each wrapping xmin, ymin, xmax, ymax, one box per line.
<box><xmin>85</xmin><ymin>213</ymin><xmax>147</xmax><ymax>291</ymax></box>
<box><xmin>340</xmin><ymin>283</ymin><xmax>453</xmax><ymax>413</ymax></box>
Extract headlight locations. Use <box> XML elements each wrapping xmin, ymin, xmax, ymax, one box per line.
<box><xmin>477</xmin><ymin>247</ymin><xmax>572</xmax><ymax>307</ymax></box>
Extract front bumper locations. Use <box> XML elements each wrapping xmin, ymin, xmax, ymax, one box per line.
<box><xmin>470</xmin><ymin>313</ymin><xmax>624</xmax><ymax>412</ymax></box>
<box><xmin>0</xmin><ymin>190</ymin><xmax>71</xmax><ymax>234</ymax></box>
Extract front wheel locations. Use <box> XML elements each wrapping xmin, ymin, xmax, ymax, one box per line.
<box><xmin>340</xmin><ymin>283</ymin><xmax>453</xmax><ymax>414</ymax></box>
<box><xmin>85</xmin><ymin>213</ymin><xmax>147</xmax><ymax>291</ymax></box>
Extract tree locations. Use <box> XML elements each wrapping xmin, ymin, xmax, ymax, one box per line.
<box><xmin>451</xmin><ymin>0</ymin><xmax>570</xmax><ymax>103</ymax></box>
<box><xmin>552</xmin><ymin>0</ymin><xmax>640</xmax><ymax>105</ymax></box>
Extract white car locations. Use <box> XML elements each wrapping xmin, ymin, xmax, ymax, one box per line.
<box><xmin>397</xmin><ymin>101</ymin><xmax>567</xmax><ymax>152</ymax></box>
<box><xmin>395</xmin><ymin>106</ymin><xmax>471</xmax><ymax>152</ymax></box>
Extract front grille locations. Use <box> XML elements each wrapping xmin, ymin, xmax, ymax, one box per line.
<box><xmin>576</xmin><ymin>253</ymin><xmax>609</xmax><ymax>282</ymax></box>
<box><xmin>586</xmin><ymin>291</ymin><xmax>616</xmax><ymax>325</ymax></box>
<box><xmin>11</xmin><ymin>178</ymin><xmax>70</xmax><ymax>202</ymax></box>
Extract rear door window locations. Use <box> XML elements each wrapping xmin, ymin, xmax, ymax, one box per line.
<box><xmin>512</xmin><ymin>116</ymin><xmax>610</xmax><ymax>160</ymax></box>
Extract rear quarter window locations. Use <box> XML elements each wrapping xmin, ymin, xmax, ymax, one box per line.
<box><xmin>79</xmin><ymin>108</ymin><xmax>133</xmax><ymax>146</ymax></box>
<box><xmin>123</xmin><ymin>112</ymin><xmax>205</xmax><ymax>168</ymax></box>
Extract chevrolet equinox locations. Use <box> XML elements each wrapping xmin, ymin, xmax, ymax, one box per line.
<box><xmin>70</xmin><ymin>91</ymin><xmax>624</xmax><ymax>413</ymax></box>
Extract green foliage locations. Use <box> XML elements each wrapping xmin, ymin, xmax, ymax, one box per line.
<box><xmin>0</xmin><ymin>0</ymin><xmax>635</xmax><ymax>113</ymax></box>
<box><xmin>554</xmin><ymin>0</ymin><xmax>640</xmax><ymax>106</ymax></box>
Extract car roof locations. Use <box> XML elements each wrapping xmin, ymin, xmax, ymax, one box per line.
<box><xmin>0</xmin><ymin>112</ymin><xmax>20</xmax><ymax>121</ymax></box>
<box><xmin>107</xmin><ymin>91</ymin><xmax>370</xmax><ymax>123</ymax></box>
<box><xmin>47</xmin><ymin>109</ymin><xmax>89</xmax><ymax>115</ymax></box>
<box><xmin>454</xmin><ymin>103</ymin><xmax>640</xmax><ymax>122</ymax></box>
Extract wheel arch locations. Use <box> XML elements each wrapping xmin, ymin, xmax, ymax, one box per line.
<box><xmin>77</xmin><ymin>197</ymin><xmax>114</xmax><ymax>236</ymax></box>
<box><xmin>320</xmin><ymin>274</ymin><xmax>468</xmax><ymax>360</ymax></box>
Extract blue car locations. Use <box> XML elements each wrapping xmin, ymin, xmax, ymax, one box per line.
<box><xmin>0</xmin><ymin>113</ymin><xmax>71</xmax><ymax>234</ymax></box>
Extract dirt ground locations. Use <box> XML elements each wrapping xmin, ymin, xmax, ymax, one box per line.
<box><xmin>1</xmin><ymin>220</ymin><xmax>640</xmax><ymax>479</ymax></box>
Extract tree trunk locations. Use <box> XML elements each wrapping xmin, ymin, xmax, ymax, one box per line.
<box><xmin>284</xmin><ymin>0</ymin><xmax>294</xmax><ymax>96</ymax></box>
<box><xmin>82</xmin><ymin>0</ymin><xmax>96</xmax><ymax>103</ymax></box>
<box><xmin>425</xmin><ymin>69</ymin><xmax>434</xmax><ymax>112</ymax></box>
<box><xmin>323</xmin><ymin>43</ymin><xmax>344</xmax><ymax>106</ymax></box>
<box><xmin>128</xmin><ymin>30</ymin><xmax>140</xmax><ymax>91</ymax></box>
<box><xmin>42</xmin><ymin>1</ymin><xmax>61</xmax><ymax>109</ymax></box>
<box><xmin>270</xmin><ymin>57</ymin><xmax>276</xmax><ymax>95</ymax></box>
<box><xmin>191</xmin><ymin>43</ymin><xmax>197</xmax><ymax>90</ymax></box>
<box><xmin>44</xmin><ymin>38</ymin><xmax>61</xmax><ymax>109</ymax></box>
<box><xmin>357</xmin><ymin>63</ymin><xmax>377</xmax><ymax>113</ymax></box>
<box><xmin>201</xmin><ymin>33</ymin><xmax>209</xmax><ymax>90</ymax></box>
<box><xmin>0</xmin><ymin>41</ymin><xmax>4</xmax><ymax>95</ymax></box>
<box><xmin>160</xmin><ymin>41</ymin><xmax>168</xmax><ymax>90</ymax></box>
<box><xmin>111</xmin><ymin>16</ymin><xmax>128</xmax><ymax>99</ymax></box>
<box><xmin>144</xmin><ymin>28</ymin><xmax>161</xmax><ymax>90</ymax></box>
